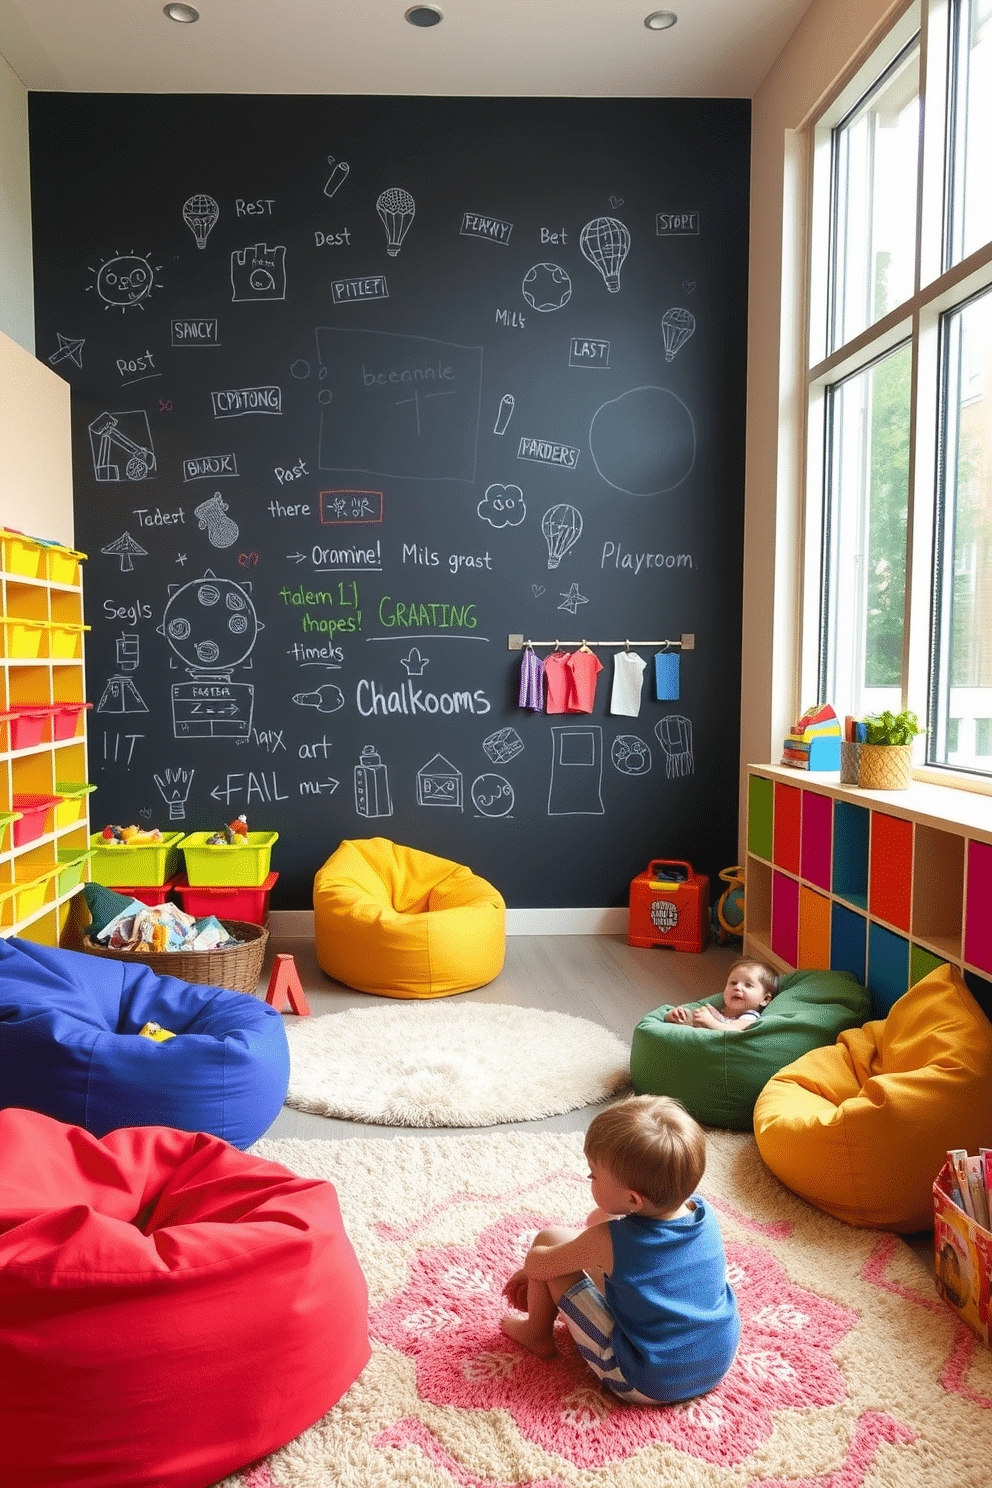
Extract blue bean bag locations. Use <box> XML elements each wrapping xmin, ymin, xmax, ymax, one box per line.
<box><xmin>0</xmin><ymin>936</ymin><xmax>289</xmax><ymax>1148</ymax></box>
<box><xmin>630</xmin><ymin>967</ymin><xmax>870</xmax><ymax>1130</ymax></box>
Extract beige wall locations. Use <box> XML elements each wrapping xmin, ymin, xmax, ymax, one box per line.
<box><xmin>0</xmin><ymin>51</ymin><xmax>33</xmax><ymax>352</ymax></box>
<box><xmin>740</xmin><ymin>0</ymin><xmax>910</xmax><ymax>851</ymax></box>
<box><xmin>0</xmin><ymin>329</ymin><xmax>73</xmax><ymax>545</ymax></box>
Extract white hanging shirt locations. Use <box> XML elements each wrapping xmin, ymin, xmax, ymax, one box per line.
<box><xmin>610</xmin><ymin>651</ymin><xmax>647</xmax><ymax>716</ymax></box>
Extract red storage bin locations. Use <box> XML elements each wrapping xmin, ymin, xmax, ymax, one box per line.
<box><xmin>628</xmin><ymin>860</ymin><xmax>709</xmax><ymax>953</ymax></box>
<box><xmin>112</xmin><ymin>879</ymin><xmax>179</xmax><ymax>907</ymax></box>
<box><xmin>52</xmin><ymin>701</ymin><xmax>93</xmax><ymax>740</ymax></box>
<box><xmin>11</xmin><ymin>793</ymin><xmax>61</xmax><ymax>847</ymax></box>
<box><xmin>173</xmin><ymin>871</ymin><xmax>278</xmax><ymax>925</ymax></box>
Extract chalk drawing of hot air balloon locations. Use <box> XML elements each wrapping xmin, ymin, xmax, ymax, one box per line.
<box><xmin>580</xmin><ymin>215</ymin><xmax>631</xmax><ymax>292</ymax></box>
<box><xmin>662</xmin><ymin>307</ymin><xmax>696</xmax><ymax>362</ymax></box>
<box><xmin>183</xmin><ymin>194</ymin><xmax>219</xmax><ymax>251</ymax></box>
<box><xmin>542</xmin><ymin>504</ymin><xmax>583</xmax><ymax>569</ymax></box>
<box><xmin>377</xmin><ymin>187</ymin><xmax>416</xmax><ymax>257</ymax></box>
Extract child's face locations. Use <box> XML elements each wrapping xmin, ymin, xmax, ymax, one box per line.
<box><xmin>722</xmin><ymin>963</ymin><xmax>772</xmax><ymax>1016</ymax></box>
<box><xmin>587</xmin><ymin>1158</ymin><xmax>640</xmax><ymax>1217</ymax></box>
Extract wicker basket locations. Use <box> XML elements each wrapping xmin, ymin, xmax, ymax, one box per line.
<box><xmin>82</xmin><ymin>919</ymin><xmax>269</xmax><ymax>994</ymax></box>
<box><xmin>858</xmin><ymin>743</ymin><xmax>913</xmax><ymax>790</ymax></box>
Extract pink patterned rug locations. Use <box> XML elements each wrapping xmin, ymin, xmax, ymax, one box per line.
<box><xmin>218</xmin><ymin>1128</ymin><xmax>991</xmax><ymax>1488</ymax></box>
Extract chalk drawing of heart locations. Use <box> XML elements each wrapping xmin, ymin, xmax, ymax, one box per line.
<box><xmin>609</xmin><ymin>195</ymin><xmax>625</xmax><ymax>208</ymax></box>
<box><xmin>683</xmin><ymin>280</ymin><xmax>697</xmax><ymax>294</ymax></box>
<box><xmin>532</xmin><ymin>584</ymin><xmax>546</xmax><ymax>597</ymax></box>
<box><xmin>238</xmin><ymin>551</ymin><xmax>259</xmax><ymax>568</ymax></box>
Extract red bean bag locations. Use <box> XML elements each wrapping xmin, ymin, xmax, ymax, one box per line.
<box><xmin>0</xmin><ymin>1108</ymin><xmax>370</xmax><ymax>1488</ymax></box>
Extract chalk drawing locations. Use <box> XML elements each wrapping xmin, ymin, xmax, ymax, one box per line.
<box><xmin>478</xmin><ymin>484</ymin><xmax>526</xmax><ymax>528</ymax></box>
<box><xmin>401</xmin><ymin>647</ymin><xmax>429</xmax><ymax>676</ymax></box>
<box><xmin>580</xmin><ymin>217</ymin><xmax>630</xmax><ymax>292</ymax></box>
<box><xmin>101</xmin><ymin>532</ymin><xmax>148</xmax><ymax>571</ymax></box>
<box><xmin>589</xmin><ymin>386</ymin><xmax>696</xmax><ymax>495</ymax></box>
<box><xmin>160</xmin><ymin>570</ymin><xmax>261</xmax><ymax>740</ymax></box>
<box><xmin>522</xmin><ymin>263</ymin><xmax>571</xmax><ymax>312</ymax></box>
<box><xmin>154</xmin><ymin>766</ymin><xmax>194</xmax><ymax>821</ymax></box>
<box><xmin>89</xmin><ymin>410</ymin><xmax>155</xmax><ymax>481</ymax></box>
<box><xmin>324</xmin><ymin>157</ymin><xmax>350</xmax><ymax>198</ymax></box>
<box><xmin>494</xmin><ymin>393</ymin><xmax>515</xmax><ymax>434</ymax></box>
<box><xmin>183</xmin><ymin>195</ymin><xmax>219</xmax><ymax>250</ymax></box>
<box><xmin>354</xmin><ymin>744</ymin><xmax>392</xmax><ymax>818</ymax></box>
<box><xmin>461</xmin><ymin>212</ymin><xmax>513</xmax><ymax>245</ymax></box>
<box><xmin>49</xmin><ymin>333</ymin><xmax>84</xmax><ymax>368</ymax></box>
<box><xmin>655</xmin><ymin>715</ymin><xmax>694</xmax><ymax>777</ymax></box>
<box><xmin>558</xmin><ymin>583</ymin><xmax>589</xmax><ymax>615</ymax></box>
<box><xmin>661</xmin><ymin>307</ymin><xmax>695</xmax><ymax>361</ymax></box>
<box><xmin>548</xmin><ymin>725</ymin><xmax>604</xmax><ymax>816</ymax></box>
<box><xmin>194</xmin><ymin>492</ymin><xmax>240</xmax><ymax>548</ymax></box>
<box><xmin>231</xmin><ymin>244</ymin><xmax>287</xmax><ymax>301</ymax></box>
<box><xmin>417</xmin><ymin>753</ymin><xmax>463</xmax><ymax>809</ymax></box>
<box><xmin>292</xmin><ymin>684</ymin><xmax>345</xmax><ymax>714</ymax></box>
<box><xmin>483</xmin><ymin>727</ymin><xmax>524</xmax><ymax>765</ymax></box>
<box><xmin>471</xmin><ymin>774</ymin><xmax>514</xmax><ymax>817</ymax></box>
<box><xmin>542</xmin><ymin>504</ymin><xmax>583</xmax><ymax>568</ymax></box>
<box><xmin>611</xmin><ymin>735</ymin><xmax>652</xmax><ymax>774</ymax></box>
<box><xmin>377</xmin><ymin>188</ymin><xmax>416</xmax><ymax>256</ymax></box>
<box><xmin>97</xmin><ymin>675</ymin><xmax>148</xmax><ymax>714</ymax></box>
<box><xmin>88</xmin><ymin>252</ymin><xmax>163</xmax><ymax>312</ymax></box>
<box><xmin>115</xmin><ymin>634</ymin><xmax>139</xmax><ymax>671</ymax></box>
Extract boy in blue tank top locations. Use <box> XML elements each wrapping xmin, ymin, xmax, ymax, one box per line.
<box><xmin>501</xmin><ymin>1094</ymin><xmax>739</xmax><ymax>1403</ymax></box>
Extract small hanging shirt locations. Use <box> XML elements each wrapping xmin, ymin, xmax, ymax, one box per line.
<box><xmin>566</xmin><ymin>649</ymin><xmax>603</xmax><ymax>713</ymax></box>
<box><xmin>518</xmin><ymin>648</ymin><xmax>545</xmax><ymax>711</ymax></box>
<box><xmin>611</xmin><ymin>651</ymin><xmax>647</xmax><ymax>716</ymax></box>
<box><xmin>654</xmin><ymin>651</ymin><xmax>680</xmax><ymax>701</ymax></box>
<box><xmin>544</xmin><ymin>651</ymin><xmax>574</xmax><ymax>714</ymax></box>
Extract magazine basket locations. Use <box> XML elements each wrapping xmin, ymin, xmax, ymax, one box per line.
<box><xmin>81</xmin><ymin>919</ymin><xmax>268</xmax><ymax>994</ymax></box>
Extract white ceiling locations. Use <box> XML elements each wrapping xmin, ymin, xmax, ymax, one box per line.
<box><xmin>0</xmin><ymin>0</ymin><xmax>812</xmax><ymax>98</ymax></box>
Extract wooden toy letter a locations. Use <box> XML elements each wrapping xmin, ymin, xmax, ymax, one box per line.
<box><xmin>265</xmin><ymin>953</ymin><xmax>311</xmax><ymax>1015</ymax></box>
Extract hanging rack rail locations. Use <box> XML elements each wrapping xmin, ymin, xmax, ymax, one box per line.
<box><xmin>507</xmin><ymin>632</ymin><xmax>694</xmax><ymax>651</ymax></box>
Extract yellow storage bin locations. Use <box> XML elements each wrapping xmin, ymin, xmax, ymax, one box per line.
<box><xmin>179</xmin><ymin>831</ymin><xmax>279</xmax><ymax>886</ymax></box>
<box><xmin>88</xmin><ymin>831</ymin><xmax>184</xmax><ymax>887</ymax></box>
<box><xmin>54</xmin><ymin>781</ymin><xmax>97</xmax><ymax>829</ymax></box>
<box><xmin>1</xmin><ymin>529</ymin><xmax>44</xmax><ymax>578</ymax></box>
<box><xmin>0</xmin><ymin>811</ymin><xmax>23</xmax><ymax>852</ymax></box>
<box><xmin>46</xmin><ymin>545</ymin><xmax>86</xmax><ymax>585</ymax></box>
<box><xmin>2</xmin><ymin>618</ymin><xmax>49</xmax><ymax>660</ymax></box>
<box><xmin>0</xmin><ymin>869</ymin><xmax>56</xmax><ymax>929</ymax></box>
<box><xmin>48</xmin><ymin>624</ymin><xmax>89</xmax><ymax>660</ymax></box>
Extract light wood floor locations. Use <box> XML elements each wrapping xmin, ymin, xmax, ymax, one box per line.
<box><xmin>259</xmin><ymin>932</ymin><xmax>742</xmax><ymax>1143</ymax></box>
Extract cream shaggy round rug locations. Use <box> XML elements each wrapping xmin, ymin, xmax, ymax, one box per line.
<box><xmin>223</xmin><ymin>1128</ymin><xmax>991</xmax><ymax>1488</ymax></box>
<box><xmin>283</xmin><ymin>1003</ymin><xmax>632</xmax><ymax>1126</ymax></box>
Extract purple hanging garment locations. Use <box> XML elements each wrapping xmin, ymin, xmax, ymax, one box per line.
<box><xmin>519</xmin><ymin>647</ymin><xmax>545</xmax><ymax>710</ymax></box>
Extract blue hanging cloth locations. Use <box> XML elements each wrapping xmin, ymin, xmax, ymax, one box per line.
<box><xmin>654</xmin><ymin>651</ymin><xmax>680</xmax><ymax>701</ymax></box>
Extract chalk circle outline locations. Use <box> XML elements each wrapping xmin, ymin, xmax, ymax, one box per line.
<box><xmin>611</xmin><ymin>735</ymin><xmax>652</xmax><ymax>774</ymax></box>
<box><xmin>522</xmin><ymin>262</ymin><xmax>572</xmax><ymax>313</ymax></box>
<box><xmin>471</xmin><ymin>773</ymin><xmax>515</xmax><ymax>816</ymax></box>
<box><xmin>589</xmin><ymin>385</ymin><xmax>696</xmax><ymax>494</ymax></box>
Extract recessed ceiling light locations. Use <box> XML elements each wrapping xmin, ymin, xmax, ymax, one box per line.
<box><xmin>644</xmin><ymin>10</ymin><xmax>678</xmax><ymax>28</ymax></box>
<box><xmin>164</xmin><ymin>4</ymin><xmax>199</xmax><ymax>22</ymax></box>
<box><xmin>405</xmin><ymin>5</ymin><xmax>443</xmax><ymax>26</ymax></box>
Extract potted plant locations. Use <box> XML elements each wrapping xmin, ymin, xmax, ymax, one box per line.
<box><xmin>858</xmin><ymin>709</ymin><xmax>925</xmax><ymax>790</ymax></box>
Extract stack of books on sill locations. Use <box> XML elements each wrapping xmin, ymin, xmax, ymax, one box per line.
<box><xmin>781</xmin><ymin>704</ymin><xmax>841</xmax><ymax>771</ymax></box>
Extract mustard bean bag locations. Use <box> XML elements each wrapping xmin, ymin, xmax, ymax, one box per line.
<box><xmin>753</xmin><ymin>965</ymin><xmax>992</xmax><ymax>1232</ymax></box>
<box><xmin>313</xmin><ymin>837</ymin><xmax>506</xmax><ymax>998</ymax></box>
<box><xmin>630</xmin><ymin>968</ymin><xmax>868</xmax><ymax>1129</ymax></box>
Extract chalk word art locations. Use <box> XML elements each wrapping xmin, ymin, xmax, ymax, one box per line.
<box><xmin>518</xmin><ymin>437</ymin><xmax>580</xmax><ymax>470</ymax></box>
<box><xmin>656</xmin><ymin>212</ymin><xmax>700</xmax><ymax>236</ymax></box>
<box><xmin>211</xmin><ymin>387</ymin><xmax>282</xmax><ymax>417</ymax></box>
<box><xmin>569</xmin><ymin>337</ymin><xmax>610</xmax><ymax>368</ymax></box>
<box><xmin>331</xmin><ymin>276</ymin><xmax>389</xmax><ymax>305</ymax></box>
<box><xmin>460</xmin><ymin>211</ymin><xmax>513</xmax><ymax>245</ymax></box>
<box><xmin>184</xmin><ymin>454</ymin><xmax>238</xmax><ymax>481</ymax></box>
<box><xmin>172</xmin><ymin>319</ymin><xmax>220</xmax><ymax>346</ymax></box>
<box><xmin>320</xmin><ymin>489</ymin><xmax>384</xmax><ymax>524</ymax></box>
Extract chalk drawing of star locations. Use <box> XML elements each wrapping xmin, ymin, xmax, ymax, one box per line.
<box><xmin>558</xmin><ymin>584</ymin><xmax>588</xmax><ymax>615</ymax></box>
<box><xmin>176</xmin><ymin>553</ymin><xmax>187</xmax><ymax>565</ymax></box>
<box><xmin>49</xmin><ymin>333</ymin><xmax>85</xmax><ymax>368</ymax></box>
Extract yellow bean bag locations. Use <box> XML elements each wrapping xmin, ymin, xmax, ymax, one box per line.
<box><xmin>313</xmin><ymin>838</ymin><xmax>506</xmax><ymax>998</ymax></box>
<box><xmin>753</xmin><ymin>965</ymin><xmax>992</xmax><ymax>1232</ymax></box>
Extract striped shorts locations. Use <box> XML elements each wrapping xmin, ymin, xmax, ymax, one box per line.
<box><xmin>557</xmin><ymin>1277</ymin><xmax>665</xmax><ymax>1405</ymax></box>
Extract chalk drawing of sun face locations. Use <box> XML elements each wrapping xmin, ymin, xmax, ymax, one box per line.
<box><xmin>88</xmin><ymin>251</ymin><xmax>164</xmax><ymax>311</ymax></box>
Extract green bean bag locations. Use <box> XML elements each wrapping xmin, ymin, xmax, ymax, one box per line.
<box><xmin>630</xmin><ymin>968</ymin><xmax>869</xmax><ymax>1130</ymax></box>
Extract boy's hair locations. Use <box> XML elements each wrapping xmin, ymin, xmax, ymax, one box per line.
<box><xmin>584</xmin><ymin>1095</ymin><xmax>705</xmax><ymax>1212</ymax></box>
<box><xmin>729</xmin><ymin>958</ymin><xmax>780</xmax><ymax>1000</ymax></box>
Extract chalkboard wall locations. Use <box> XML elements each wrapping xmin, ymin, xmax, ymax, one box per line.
<box><xmin>29</xmin><ymin>94</ymin><xmax>750</xmax><ymax>911</ymax></box>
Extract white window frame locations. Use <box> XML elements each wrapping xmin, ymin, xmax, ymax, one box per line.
<box><xmin>800</xmin><ymin>0</ymin><xmax>992</xmax><ymax>795</ymax></box>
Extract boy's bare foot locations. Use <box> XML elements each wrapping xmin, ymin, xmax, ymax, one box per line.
<box><xmin>500</xmin><ymin>1313</ymin><xmax>556</xmax><ymax>1358</ymax></box>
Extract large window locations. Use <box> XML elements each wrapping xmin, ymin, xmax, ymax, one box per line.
<box><xmin>808</xmin><ymin>0</ymin><xmax>992</xmax><ymax>783</ymax></box>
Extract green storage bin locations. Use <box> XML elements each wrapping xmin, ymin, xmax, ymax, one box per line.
<box><xmin>54</xmin><ymin>781</ymin><xmax>97</xmax><ymax>829</ymax></box>
<box><xmin>88</xmin><ymin>832</ymin><xmax>184</xmax><ymax>887</ymax></box>
<box><xmin>56</xmin><ymin>847</ymin><xmax>95</xmax><ymax>898</ymax></box>
<box><xmin>179</xmin><ymin>831</ymin><xmax>279</xmax><ymax>886</ymax></box>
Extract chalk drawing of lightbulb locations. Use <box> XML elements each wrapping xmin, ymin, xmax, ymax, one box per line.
<box><xmin>376</xmin><ymin>187</ymin><xmax>416</xmax><ymax>257</ymax></box>
<box><xmin>542</xmin><ymin>504</ymin><xmax>583</xmax><ymax>569</ymax></box>
<box><xmin>580</xmin><ymin>216</ymin><xmax>631</xmax><ymax>292</ymax></box>
<box><xmin>183</xmin><ymin>194</ymin><xmax>219</xmax><ymax>251</ymax></box>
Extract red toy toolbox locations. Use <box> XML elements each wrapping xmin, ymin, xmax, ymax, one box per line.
<box><xmin>627</xmin><ymin>860</ymin><xmax>709</xmax><ymax>953</ymax></box>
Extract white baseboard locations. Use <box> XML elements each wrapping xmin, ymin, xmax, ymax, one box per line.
<box><xmin>268</xmin><ymin>907</ymin><xmax>629</xmax><ymax>938</ymax></box>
